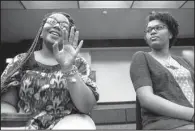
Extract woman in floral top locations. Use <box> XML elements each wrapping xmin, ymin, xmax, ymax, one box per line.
<box><xmin>1</xmin><ymin>12</ymin><xmax>99</xmax><ymax>130</ymax></box>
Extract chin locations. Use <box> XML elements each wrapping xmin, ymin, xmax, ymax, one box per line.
<box><xmin>45</xmin><ymin>36</ymin><xmax>64</xmax><ymax>51</ymax></box>
<box><xmin>46</xmin><ymin>35</ymin><xmax>60</xmax><ymax>44</ymax></box>
<box><xmin>150</xmin><ymin>42</ymin><xmax>163</xmax><ymax>50</ymax></box>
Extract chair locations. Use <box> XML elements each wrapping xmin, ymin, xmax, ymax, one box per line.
<box><xmin>1</xmin><ymin>113</ymin><xmax>31</xmax><ymax>128</ymax></box>
<box><xmin>136</xmin><ymin>97</ymin><xmax>143</xmax><ymax>130</ymax></box>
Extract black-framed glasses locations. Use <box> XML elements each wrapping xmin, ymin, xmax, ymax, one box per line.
<box><xmin>145</xmin><ymin>25</ymin><xmax>167</xmax><ymax>34</ymax></box>
<box><xmin>45</xmin><ymin>17</ymin><xmax>69</xmax><ymax>30</ymax></box>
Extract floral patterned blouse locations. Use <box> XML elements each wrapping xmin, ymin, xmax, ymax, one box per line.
<box><xmin>1</xmin><ymin>53</ymin><xmax>99</xmax><ymax>129</ymax></box>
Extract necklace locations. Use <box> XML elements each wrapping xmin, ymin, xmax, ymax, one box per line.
<box><xmin>163</xmin><ymin>56</ymin><xmax>179</xmax><ymax>70</ymax></box>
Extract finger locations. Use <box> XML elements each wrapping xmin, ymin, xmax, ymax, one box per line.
<box><xmin>53</xmin><ymin>41</ymin><xmax>59</xmax><ymax>55</ymax></box>
<box><xmin>75</xmin><ymin>40</ymin><xmax>84</xmax><ymax>56</ymax></box>
<box><xmin>61</xmin><ymin>30</ymin><xmax>69</xmax><ymax>48</ymax></box>
<box><xmin>61</xmin><ymin>29</ymin><xmax>65</xmax><ymax>41</ymax></box>
<box><xmin>58</xmin><ymin>39</ymin><xmax>64</xmax><ymax>51</ymax></box>
<box><xmin>64</xmin><ymin>30</ymin><xmax>69</xmax><ymax>41</ymax></box>
<box><xmin>69</xmin><ymin>26</ymin><xmax>75</xmax><ymax>44</ymax></box>
<box><xmin>73</xmin><ymin>31</ymin><xmax>79</xmax><ymax>48</ymax></box>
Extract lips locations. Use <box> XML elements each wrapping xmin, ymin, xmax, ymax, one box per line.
<box><xmin>150</xmin><ymin>36</ymin><xmax>159</xmax><ymax>41</ymax></box>
<box><xmin>49</xmin><ymin>30</ymin><xmax>61</xmax><ymax>37</ymax></box>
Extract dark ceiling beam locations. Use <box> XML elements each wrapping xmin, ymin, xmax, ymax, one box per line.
<box><xmin>179</xmin><ymin>1</ymin><xmax>188</xmax><ymax>9</ymax></box>
<box><xmin>77</xmin><ymin>1</ymin><xmax>80</xmax><ymax>9</ymax></box>
<box><xmin>82</xmin><ymin>38</ymin><xmax>194</xmax><ymax>48</ymax></box>
<box><xmin>19</xmin><ymin>1</ymin><xmax>26</xmax><ymax>9</ymax></box>
<box><xmin>1</xmin><ymin>38</ymin><xmax>194</xmax><ymax>49</ymax></box>
<box><xmin>130</xmin><ymin>1</ymin><xmax>135</xmax><ymax>8</ymax></box>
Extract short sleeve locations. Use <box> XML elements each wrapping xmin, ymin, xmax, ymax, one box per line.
<box><xmin>130</xmin><ymin>51</ymin><xmax>152</xmax><ymax>91</ymax></box>
<box><xmin>75</xmin><ymin>56</ymin><xmax>99</xmax><ymax>101</ymax></box>
<box><xmin>1</xmin><ymin>53</ymin><xmax>27</xmax><ymax>94</ymax></box>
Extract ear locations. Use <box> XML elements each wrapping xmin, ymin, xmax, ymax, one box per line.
<box><xmin>144</xmin><ymin>35</ymin><xmax>149</xmax><ymax>43</ymax></box>
<box><xmin>144</xmin><ymin>35</ymin><xmax>150</xmax><ymax>46</ymax></box>
<box><xmin>144</xmin><ymin>35</ymin><xmax>147</xmax><ymax>41</ymax></box>
<box><xmin>169</xmin><ymin>32</ymin><xmax>173</xmax><ymax>39</ymax></box>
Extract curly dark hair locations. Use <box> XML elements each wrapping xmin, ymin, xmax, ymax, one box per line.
<box><xmin>146</xmin><ymin>11</ymin><xmax>179</xmax><ymax>48</ymax></box>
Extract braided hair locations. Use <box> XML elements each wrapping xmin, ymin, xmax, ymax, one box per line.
<box><xmin>1</xmin><ymin>12</ymin><xmax>75</xmax><ymax>92</ymax></box>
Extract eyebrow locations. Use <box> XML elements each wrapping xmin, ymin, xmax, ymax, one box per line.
<box><xmin>48</xmin><ymin>17</ymin><xmax>69</xmax><ymax>25</ymax></box>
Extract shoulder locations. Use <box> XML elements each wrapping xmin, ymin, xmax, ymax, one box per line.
<box><xmin>134</xmin><ymin>51</ymin><xmax>145</xmax><ymax>55</ymax></box>
<box><xmin>132</xmin><ymin>51</ymin><xmax>146</xmax><ymax>59</ymax></box>
<box><xmin>5</xmin><ymin>52</ymin><xmax>27</xmax><ymax>73</ymax></box>
<box><xmin>12</xmin><ymin>53</ymin><xmax>27</xmax><ymax>63</ymax></box>
<box><xmin>1</xmin><ymin>53</ymin><xmax>27</xmax><ymax>89</ymax></box>
<box><xmin>131</xmin><ymin>51</ymin><xmax>148</xmax><ymax>62</ymax></box>
<box><xmin>173</xmin><ymin>55</ymin><xmax>194</xmax><ymax>68</ymax></box>
<box><xmin>172</xmin><ymin>54</ymin><xmax>188</xmax><ymax>64</ymax></box>
<box><xmin>3</xmin><ymin>53</ymin><xmax>27</xmax><ymax>70</ymax></box>
<box><xmin>130</xmin><ymin>51</ymin><xmax>149</xmax><ymax>70</ymax></box>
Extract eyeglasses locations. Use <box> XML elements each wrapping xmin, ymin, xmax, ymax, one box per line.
<box><xmin>145</xmin><ymin>25</ymin><xmax>167</xmax><ymax>34</ymax></box>
<box><xmin>45</xmin><ymin>17</ymin><xmax>69</xmax><ymax>30</ymax></box>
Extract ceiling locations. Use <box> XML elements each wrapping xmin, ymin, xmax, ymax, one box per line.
<box><xmin>1</xmin><ymin>1</ymin><xmax>194</xmax><ymax>9</ymax></box>
<box><xmin>1</xmin><ymin>1</ymin><xmax>194</xmax><ymax>43</ymax></box>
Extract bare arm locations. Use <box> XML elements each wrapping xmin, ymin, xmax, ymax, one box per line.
<box><xmin>1</xmin><ymin>53</ymin><xmax>27</xmax><ymax>113</ymax></box>
<box><xmin>66</xmin><ymin>71</ymin><xmax>97</xmax><ymax>114</ymax></box>
<box><xmin>137</xmin><ymin>86</ymin><xmax>194</xmax><ymax>121</ymax></box>
<box><xmin>1</xmin><ymin>87</ymin><xmax>18</xmax><ymax>113</ymax></box>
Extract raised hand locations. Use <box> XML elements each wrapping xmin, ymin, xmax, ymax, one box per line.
<box><xmin>53</xmin><ymin>26</ymin><xmax>83</xmax><ymax>71</ymax></box>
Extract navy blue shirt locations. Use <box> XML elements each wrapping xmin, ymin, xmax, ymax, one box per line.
<box><xmin>130</xmin><ymin>51</ymin><xmax>194</xmax><ymax>129</ymax></box>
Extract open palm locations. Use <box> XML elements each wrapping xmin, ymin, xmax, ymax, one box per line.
<box><xmin>53</xmin><ymin>26</ymin><xmax>83</xmax><ymax>69</ymax></box>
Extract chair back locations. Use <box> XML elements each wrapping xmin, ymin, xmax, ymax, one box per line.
<box><xmin>136</xmin><ymin>97</ymin><xmax>143</xmax><ymax>130</ymax></box>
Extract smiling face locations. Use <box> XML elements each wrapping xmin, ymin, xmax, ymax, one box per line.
<box><xmin>40</xmin><ymin>13</ymin><xmax>70</xmax><ymax>52</ymax></box>
<box><xmin>145</xmin><ymin>20</ymin><xmax>172</xmax><ymax>50</ymax></box>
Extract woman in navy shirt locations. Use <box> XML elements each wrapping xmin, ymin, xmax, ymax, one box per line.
<box><xmin>130</xmin><ymin>11</ymin><xmax>194</xmax><ymax>130</ymax></box>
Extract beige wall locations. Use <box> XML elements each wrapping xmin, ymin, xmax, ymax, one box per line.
<box><xmin>5</xmin><ymin>46</ymin><xmax>193</xmax><ymax>103</ymax></box>
<box><xmin>91</xmin><ymin>49</ymin><xmax>137</xmax><ymax>102</ymax></box>
<box><xmin>81</xmin><ymin>46</ymin><xmax>194</xmax><ymax>103</ymax></box>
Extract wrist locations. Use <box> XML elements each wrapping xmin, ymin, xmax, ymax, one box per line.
<box><xmin>61</xmin><ymin>65</ymin><xmax>74</xmax><ymax>73</ymax></box>
<box><xmin>62</xmin><ymin>65</ymin><xmax>78</xmax><ymax>76</ymax></box>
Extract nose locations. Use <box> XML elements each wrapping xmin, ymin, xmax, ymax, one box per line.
<box><xmin>53</xmin><ymin>24</ymin><xmax>61</xmax><ymax>32</ymax></box>
<box><xmin>53</xmin><ymin>23</ymin><xmax>61</xmax><ymax>29</ymax></box>
<box><xmin>150</xmin><ymin>28</ymin><xmax>157</xmax><ymax>35</ymax></box>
